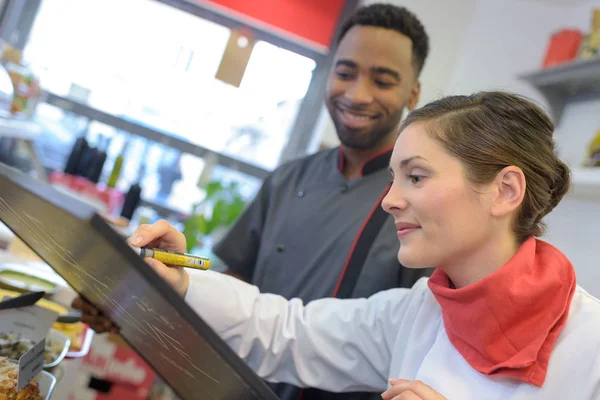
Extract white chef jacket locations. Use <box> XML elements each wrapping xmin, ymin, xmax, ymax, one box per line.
<box><xmin>185</xmin><ymin>271</ymin><xmax>600</xmax><ymax>399</ymax></box>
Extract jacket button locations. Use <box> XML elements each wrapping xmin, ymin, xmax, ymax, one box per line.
<box><xmin>277</xmin><ymin>244</ymin><xmax>285</xmax><ymax>252</ymax></box>
<box><xmin>297</xmin><ymin>190</ymin><xmax>304</xmax><ymax>198</ymax></box>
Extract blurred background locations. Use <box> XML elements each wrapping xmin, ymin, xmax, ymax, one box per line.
<box><xmin>0</xmin><ymin>0</ymin><xmax>598</xmax><ymax>398</ymax></box>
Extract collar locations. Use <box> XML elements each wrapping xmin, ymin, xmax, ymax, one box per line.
<box><xmin>427</xmin><ymin>238</ymin><xmax>576</xmax><ymax>387</ymax></box>
<box><xmin>337</xmin><ymin>146</ymin><xmax>393</xmax><ymax>177</ymax></box>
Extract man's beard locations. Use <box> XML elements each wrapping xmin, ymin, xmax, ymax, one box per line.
<box><xmin>333</xmin><ymin>108</ymin><xmax>405</xmax><ymax>149</ymax></box>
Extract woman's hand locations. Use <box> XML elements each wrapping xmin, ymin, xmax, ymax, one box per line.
<box><xmin>72</xmin><ymin>219</ymin><xmax>190</xmax><ymax>334</ymax></box>
<box><xmin>381</xmin><ymin>379</ymin><xmax>448</xmax><ymax>400</ymax></box>
<box><xmin>127</xmin><ymin>219</ymin><xmax>190</xmax><ymax>296</ymax></box>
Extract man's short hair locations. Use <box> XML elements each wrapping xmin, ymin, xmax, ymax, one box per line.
<box><xmin>338</xmin><ymin>3</ymin><xmax>430</xmax><ymax>76</ymax></box>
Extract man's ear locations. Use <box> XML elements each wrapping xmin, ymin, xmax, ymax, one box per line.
<box><xmin>407</xmin><ymin>81</ymin><xmax>421</xmax><ymax>111</ymax></box>
<box><xmin>490</xmin><ymin>166</ymin><xmax>526</xmax><ymax>218</ymax></box>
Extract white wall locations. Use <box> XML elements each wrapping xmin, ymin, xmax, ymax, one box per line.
<box><xmin>544</xmin><ymin>100</ymin><xmax>600</xmax><ymax>298</ymax></box>
<box><xmin>314</xmin><ymin>0</ymin><xmax>600</xmax><ymax>296</ymax></box>
<box><xmin>446</xmin><ymin>0</ymin><xmax>600</xmax><ymax>297</ymax></box>
<box><xmin>317</xmin><ymin>0</ymin><xmax>478</xmax><ymax>148</ymax></box>
<box><xmin>445</xmin><ymin>0</ymin><xmax>594</xmax><ymax>100</ymax></box>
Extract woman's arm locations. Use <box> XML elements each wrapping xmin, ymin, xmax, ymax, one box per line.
<box><xmin>73</xmin><ymin>219</ymin><xmax>417</xmax><ymax>393</ymax></box>
<box><xmin>185</xmin><ymin>270</ymin><xmax>413</xmax><ymax>393</ymax></box>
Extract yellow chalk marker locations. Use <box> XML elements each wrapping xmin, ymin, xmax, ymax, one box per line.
<box><xmin>131</xmin><ymin>246</ymin><xmax>210</xmax><ymax>270</ymax></box>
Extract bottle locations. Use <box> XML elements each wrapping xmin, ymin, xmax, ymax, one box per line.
<box><xmin>120</xmin><ymin>164</ymin><xmax>145</xmax><ymax>220</ymax></box>
<box><xmin>75</xmin><ymin>135</ymin><xmax>98</xmax><ymax>178</ymax></box>
<box><xmin>0</xmin><ymin>60</ymin><xmax>14</xmax><ymax>115</ymax></box>
<box><xmin>107</xmin><ymin>140</ymin><xmax>129</xmax><ymax>188</ymax></box>
<box><xmin>86</xmin><ymin>136</ymin><xmax>110</xmax><ymax>183</ymax></box>
<box><xmin>585</xmin><ymin>130</ymin><xmax>600</xmax><ymax>167</ymax></box>
<box><xmin>579</xmin><ymin>9</ymin><xmax>600</xmax><ymax>60</ymax></box>
<box><xmin>1</xmin><ymin>44</ymin><xmax>42</xmax><ymax>117</ymax></box>
<box><xmin>64</xmin><ymin>133</ymin><xmax>89</xmax><ymax>176</ymax></box>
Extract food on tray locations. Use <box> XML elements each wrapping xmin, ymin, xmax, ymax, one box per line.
<box><xmin>0</xmin><ymin>334</ymin><xmax>60</xmax><ymax>365</ymax></box>
<box><xmin>0</xmin><ymin>270</ymin><xmax>56</xmax><ymax>293</ymax></box>
<box><xmin>0</xmin><ymin>356</ymin><xmax>42</xmax><ymax>400</ymax></box>
<box><xmin>51</xmin><ymin>322</ymin><xmax>85</xmax><ymax>352</ymax></box>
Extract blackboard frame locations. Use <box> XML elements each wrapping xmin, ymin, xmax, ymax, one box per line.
<box><xmin>0</xmin><ymin>163</ymin><xmax>277</xmax><ymax>400</ymax></box>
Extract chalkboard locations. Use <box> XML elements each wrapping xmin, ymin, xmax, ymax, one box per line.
<box><xmin>0</xmin><ymin>163</ymin><xmax>278</xmax><ymax>400</ymax></box>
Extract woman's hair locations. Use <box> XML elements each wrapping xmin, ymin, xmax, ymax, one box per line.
<box><xmin>399</xmin><ymin>91</ymin><xmax>571</xmax><ymax>243</ymax></box>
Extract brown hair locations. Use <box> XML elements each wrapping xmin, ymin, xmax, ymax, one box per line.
<box><xmin>399</xmin><ymin>91</ymin><xmax>571</xmax><ymax>243</ymax></box>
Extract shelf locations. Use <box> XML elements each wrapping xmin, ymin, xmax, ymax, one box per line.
<box><xmin>0</xmin><ymin>116</ymin><xmax>42</xmax><ymax>140</ymax></box>
<box><xmin>570</xmin><ymin>167</ymin><xmax>600</xmax><ymax>201</ymax></box>
<box><xmin>518</xmin><ymin>57</ymin><xmax>600</xmax><ymax>124</ymax></box>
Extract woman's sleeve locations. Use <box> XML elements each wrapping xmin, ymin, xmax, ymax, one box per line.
<box><xmin>185</xmin><ymin>270</ymin><xmax>415</xmax><ymax>393</ymax></box>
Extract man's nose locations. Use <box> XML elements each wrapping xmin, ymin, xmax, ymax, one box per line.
<box><xmin>343</xmin><ymin>78</ymin><xmax>373</xmax><ymax>105</ymax></box>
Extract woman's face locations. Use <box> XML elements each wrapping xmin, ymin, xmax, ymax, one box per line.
<box><xmin>382</xmin><ymin>122</ymin><xmax>495</xmax><ymax>269</ymax></box>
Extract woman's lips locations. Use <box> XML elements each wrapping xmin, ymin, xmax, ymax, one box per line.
<box><xmin>395</xmin><ymin>222</ymin><xmax>421</xmax><ymax>239</ymax></box>
<box><xmin>397</xmin><ymin>227</ymin><xmax>419</xmax><ymax>238</ymax></box>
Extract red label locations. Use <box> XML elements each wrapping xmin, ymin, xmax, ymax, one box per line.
<box><xmin>197</xmin><ymin>0</ymin><xmax>346</xmax><ymax>50</ymax></box>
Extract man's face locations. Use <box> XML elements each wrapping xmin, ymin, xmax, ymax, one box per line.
<box><xmin>326</xmin><ymin>26</ymin><xmax>420</xmax><ymax>150</ymax></box>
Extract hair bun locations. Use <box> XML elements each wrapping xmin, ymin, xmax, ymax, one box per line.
<box><xmin>545</xmin><ymin>160</ymin><xmax>571</xmax><ymax>214</ymax></box>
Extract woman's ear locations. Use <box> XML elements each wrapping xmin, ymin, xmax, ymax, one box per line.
<box><xmin>490</xmin><ymin>166</ymin><xmax>526</xmax><ymax>218</ymax></box>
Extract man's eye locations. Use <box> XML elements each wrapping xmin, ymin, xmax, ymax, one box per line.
<box><xmin>336</xmin><ymin>71</ymin><xmax>353</xmax><ymax>80</ymax></box>
<box><xmin>375</xmin><ymin>80</ymin><xmax>394</xmax><ymax>88</ymax></box>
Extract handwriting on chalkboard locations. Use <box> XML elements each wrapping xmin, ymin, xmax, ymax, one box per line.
<box><xmin>0</xmin><ymin>197</ymin><xmax>223</xmax><ymax>390</ymax></box>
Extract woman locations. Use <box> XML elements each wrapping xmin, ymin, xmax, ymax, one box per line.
<box><xmin>75</xmin><ymin>92</ymin><xmax>600</xmax><ymax>399</ymax></box>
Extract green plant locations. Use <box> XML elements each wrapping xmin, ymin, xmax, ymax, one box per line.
<box><xmin>182</xmin><ymin>180</ymin><xmax>247</xmax><ymax>252</ymax></box>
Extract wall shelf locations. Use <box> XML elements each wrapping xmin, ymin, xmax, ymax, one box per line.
<box><xmin>570</xmin><ymin>167</ymin><xmax>600</xmax><ymax>201</ymax></box>
<box><xmin>518</xmin><ymin>57</ymin><xmax>600</xmax><ymax>124</ymax></box>
<box><xmin>0</xmin><ymin>116</ymin><xmax>42</xmax><ymax>140</ymax></box>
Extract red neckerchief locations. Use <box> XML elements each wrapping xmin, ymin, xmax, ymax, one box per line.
<box><xmin>428</xmin><ymin>238</ymin><xmax>576</xmax><ymax>387</ymax></box>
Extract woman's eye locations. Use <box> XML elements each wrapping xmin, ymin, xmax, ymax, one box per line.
<box><xmin>408</xmin><ymin>175</ymin><xmax>423</xmax><ymax>184</ymax></box>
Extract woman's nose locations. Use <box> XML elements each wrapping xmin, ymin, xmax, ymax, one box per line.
<box><xmin>381</xmin><ymin>183</ymin><xmax>407</xmax><ymax>214</ymax></box>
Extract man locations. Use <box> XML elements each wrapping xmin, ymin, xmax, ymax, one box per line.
<box><xmin>74</xmin><ymin>4</ymin><xmax>432</xmax><ymax>400</ymax></box>
<box><xmin>213</xmin><ymin>4</ymin><xmax>433</xmax><ymax>399</ymax></box>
